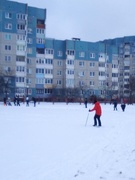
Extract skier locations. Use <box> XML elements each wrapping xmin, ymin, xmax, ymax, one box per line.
<box><xmin>89</xmin><ymin>100</ymin><xmax>102</xmax><ymax>127</ymax></box>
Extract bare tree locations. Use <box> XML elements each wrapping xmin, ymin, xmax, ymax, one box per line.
<box><xmin>124</xmin><ymin>76</ymin><xmax>135</xmax><ymax>103</ymax></box>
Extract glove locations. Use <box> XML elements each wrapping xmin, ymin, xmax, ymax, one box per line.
<box><xmin>89</xmin><ymin>109</ymin><xmax>91</xmax><ymax>112</ymax></box>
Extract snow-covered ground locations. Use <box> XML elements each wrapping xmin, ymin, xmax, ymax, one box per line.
<box><xmin>0</xmin><ymin>101</ymin><xmax>135</xmax><ymax>180</ymax></box>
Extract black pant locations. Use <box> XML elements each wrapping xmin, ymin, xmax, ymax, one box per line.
<box><xmin>94</xmin><ymin>115</ymin><xmax>101</xmax><ymax>126</ymax></box>
<box><xmin>121</xmin><ymin>104</ymin><xmax>126</xmax><ymax>111</ymax></box>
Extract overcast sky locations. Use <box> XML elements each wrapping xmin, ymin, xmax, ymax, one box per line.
<box><xmin>14</xmin><ymin>0</ymin><xmax>135</xmax><ymax>42</ymax></box>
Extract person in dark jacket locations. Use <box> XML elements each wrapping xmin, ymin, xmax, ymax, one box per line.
<box><xmin>84</xmin><ymin>98</ymin><xmax>88</xmax><ymax>108</ymax></box>
<box><xmin>121</xmin><ymin>98</ymin><xmax>126</xmax><ymax>112</ymax></box>
<box><xmin>89</xmin><ymin>100</ymin><xmax>102</xmax><ymax>127</ymax></box>
<box><xmin>3</xmin><ymin>97</ymin><xmax>7</xmax><ymax>106</ymax></box>
<box><xmin>32</xmin><ymin>97</ymin><xmax>36</xmax><ymax>107</ymax></box>
<box><xmin>17</xmin><ymin>95</ymin><xmax>20</xmax><ymax>106</ymax></box>
<box><xmin>113</xmin><ymin>99</ymin><xmax>117</xmax><ymax>111</ymax></box>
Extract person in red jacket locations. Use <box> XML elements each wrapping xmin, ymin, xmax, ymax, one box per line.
<box><xmin>89</xmin><ymin>100</ymin><xmax>102</xmax><ymax>127</ymax></box>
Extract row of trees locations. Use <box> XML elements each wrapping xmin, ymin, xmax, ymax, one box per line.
<box><xmin>1</xmin><ymin>72</ymin><xmax>135</xmax><ymax>103</ymax></box>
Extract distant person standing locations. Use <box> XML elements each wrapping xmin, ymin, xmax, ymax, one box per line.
<box><xmin>17</xmin><ymin>95</ymin><xmax>20</xmax><ymax>106</ymax></box>
<box><xmin>121</xmin><ymin>98</ymin><xmax>126</xmax><ymax>112</ymax></box>
<box><xmin>3</xmin><ymin>97</ymin><xmax>7</xmax><ymax>106</ymax></box>
<box><xmin>14</xmin><ymin>96</ymin><xmax>17</xmax><ymax>106</ymax></box>
<box><xmin>32</xmin><ymin>97</ymin><xmax>36</xmax><ymax>107</ymax></box>
<box><xmin>89</xmin><ymin>100</ymin><xmax>102</xmax><ymax>127</ymax></box>
<box><xmin>26</xmin><ymin>96</ymin><xmax>29</xmax><ymax>106</ymax></box>
<box><xmin>113</xmin><ymin>99</ymin><xmax>118</xmax><ymax>111</ymax></box>
<box><xmin>7</xmin><ymin>97</ymin><xmax>12</xmax><ymax>106</ymax></box>
<box><xmin>84</xmin><ymin>98</ymin><xmax>88</xmax><ymax>108</ymax></box>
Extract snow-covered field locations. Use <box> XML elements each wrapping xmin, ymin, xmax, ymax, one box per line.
<box><xmin>0</xmin><ymin>102</ymin><xmax>135</xmax><ymax>180</ymax></box>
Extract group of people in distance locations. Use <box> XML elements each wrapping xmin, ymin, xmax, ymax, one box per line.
<box><xmin>113</xmin><ymin>98</ymin><xmax>126</xmax><ymax>112</ymax></box>
<box><xmin>3</xmin><ymin>96</ymin><xmax>37</xmax><ymax>107</ymax></box>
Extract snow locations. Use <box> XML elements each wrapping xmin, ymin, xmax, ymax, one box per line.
<box><xmin>0</xmin><ymin>102</ymin><xmax>135</xmax><ymax>180</ymax></box>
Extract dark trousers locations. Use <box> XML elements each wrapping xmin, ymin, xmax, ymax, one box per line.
<box><xmin>94</xmin><ymin>115</ymin><xmax>101</xmax><ymax>126</ymax></box>
<box><xmin>121</xmin><ymin>104</ymin><xmax>126</xmax><ymax>111</ymax></box>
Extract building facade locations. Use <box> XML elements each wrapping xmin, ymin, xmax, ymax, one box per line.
<box><xmin>0</xmin><ymin>0</ymin><xmax>135</xmax><ymax>101</ymax></box>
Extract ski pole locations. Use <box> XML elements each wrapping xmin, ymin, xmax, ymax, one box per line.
<box><xmin>85</xmin><ymin>112</ymin><xmax>89</xmax><ymax>126</ymax></box>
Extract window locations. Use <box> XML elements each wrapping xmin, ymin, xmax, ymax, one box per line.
<box><xmin>99</xmin><ymin>62</ymin><xmax>105</xmax><ymax>67</ymax></box>
<box><xmin>112</xmin><ymin>64</ymin><xmax>118</xmax><ymax>68</ymax></box>
<box><xmin>36</xmin><ymin>38</ymin><xmax>45</xmax><ymax>44</ymax></box>
<box><xmin>99</xmin><ymin>71</ymin><xmax>105</xmax><ymax>76</ymax></box>
<box><xmin>90</xmin><ymin>62</ymin><xmax>95</xmax><ymax>67</ymax></box>
<box><xmin>27</xmin><ymin>38</ymin><xmax>33</xmax><ymax>44</ymax></box>
<box><xmin>5</xmin><ymin>23</ymin><xmax>12</xmax><ymax>30</ymax></box>
<box><xmin>67</xmin><ymin>70</ymin><xmax>74</xmax><ymax>75</ymax></box>
<box><xmin>79</xmin><ymin>71</ymin><xmax>84</xmax><ymax>76</ymax></box>
<box><xmin>67</xmin><ymin>59</ymin><xmax>74</xmax><ymax>65</ymax></box>
<box><xmin>36</xmin><ymin>68</ymin><xmax>44</xmax><ymax>74</ymax></box>
<box><xmin>5</xmin><ymin>34</ymin><xmax>12</xmax><ymax>40</ymax></box>
<box><xmin>17</xmin><ymin>24</ymin><xmax>25</xmax><ymax>30</ymax></box>
<box><xmin>26</xmin><ymin>78</ymin><xmax>31</xmax><ymax>84</ymax></box>
<box><xmin>90</xmin><ymin>53</ymin><xmax>95</xmax><ymax>58</ymax></box>
<box><xmin>79</xmin><ymin>52</ymin><xmax>85</xmax><ymax>57</ymax></box>
<box><xmin>57</xmin><ymin>51</ymin><xmax>63</xmax><ymax>57</ymax></box>
<box><xmin>4</xmin><ymin>67</ymin><xmax>11</xmax><ymax>72</ymax></box>
<box><xmin>5</xmin><ymin>12</ymin><xmax>12</xmax><ymax>19</ymax></box>
<box><xmin>90</xmin><ymin>81</ymin><xmax>94</xmax><ymax>86</ymax></box>
<box><xmin>27</xmin><ymin>68</ymin><xmax>32</xmax><ymax>74</ymax></box>
<box><xmin>36</xmin><ymin>58</ymin><xmax>45</xmax><ymax>64</ymax></box>
<box><xmin>45</xmin><ymin>49</ymin><xmax>53</xmax><ymax>55</ymax></box>
<box><xmin>57</xmin><ymin>60</ymin><xmax>62</xmax><ymax>66</ymax></box>
<box><xmin>36</xmin><ymin>89</ymin><xmax>44</xmax><ymax>94</ymax></box>
<box><xmin>45</xmin><ymin>69</ymin><xmax>53</xmax><ymax>74</ymax></box>
<box><xmin>17</xmin><ymin>45</ymin><xmax>25</xmax><ymax>51</ymax></box>
<box><xmin>17</xmin><ymin>14</ymin><xmax>26</xmax><ymax>20</ymax></box>
<box><xmin>16</xmin><ymin>66</ymin><xmax>25</xmax><ymax>72</ymax></box>
<box><xmin>16</xmin><ymin>77</ymin><xmax>25</xmax><ymax>83</ymax></box>
<box><xmin>79</xmin><ymin>61</ymin><xmax>84</xmax><ymax>67</ymax></box>
<box><xmin>45</xmin><ymin>78</ymin><xmax>53</xmax><ymax>84</ymax></box>
<box><xmin>37</xmin><ymin>28</ymin><xmax>45</xmax><ymax>34</ymax></box>
<box><xmin>45</xmin><ymin>59</ymin><xmax>53</xmax><ymax>64</ymax></box>
<box><xmin>36</xmin><ymin>78</ymin><xmax>44</xmax><ymax>84</ymax></box>
<box><xmin>27</xmin><ymin>58</ymin><xmax>32</xmax><ymax>64</ymax></box>
<box><xmin>5</xmin><ymin>45</ymin><xmax>11</xmax><ymax>50</ymax></box>
<box><xmin>5</xmin><ymin>56</ymin><xmax>11</xmax><ymax>62</ymax></box>
<box><xmin>17</xmin><ymin>34</ymin><xmax>26</xmax><ymax>41</ymax></box>
<box><xmin>28</xmin><ymin>28</ymin><xmax>32</xmax><ymax>34</ymax></box>
<box><xmin>90</xmin><ymin>72</ymin><xmax>95</xmax><ymax>77</ymax></box>
<box><xmin>45</xmin><ymin>89</ymin><xmax>52</xmax><ymax>94</ymax></box>
<box><xmin>57</xmin><ymin>70</ymin><xmax>62</xmax><ymax>76</ymax></box>
<box><xmin>17</xmin><ymin>56</ymin><xmax>25</xmax><ymax>62</ymax></box>
<box><xmin>112</xmin><ymin>73</ymin><xmax>118</xmax><ymax>77</ymax></box>
<box><xmin>67</xmin><ymin>50</ymin><xmax>74</xmax><ymax>55</ymax></box>
<box><xmin>27</xmin><ymin>48</ymin><xmax>32</xmax><ymax>54</ymax></box>
<box><xmin>57</xmin><ymin>80</ymin><xmax>62</xmax><ymax>85</ymax></box>
<box><xmin>79</xmin><ymin>81</ymin><xmax>84</xmax><ymax>86</ymax></box>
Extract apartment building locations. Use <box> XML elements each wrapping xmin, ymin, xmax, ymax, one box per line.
<box><xmin>0</xmin><ymin>0</ymin><xmax>134</xmax><ymax>100</ymax></box>
<box><xmin>0</xmin><ymin>0</ymin><xmax>46</xmax><ymax>98</ymax></box>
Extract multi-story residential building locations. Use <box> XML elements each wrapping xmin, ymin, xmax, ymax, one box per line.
<box><xmin>0</xmin><ymin>0</ymin><xmax>135</xmax><ymax>101</ymax></box>
<box><xmin>0</xmin><ymin>0</ymin><xmax>46</xmax><ymax>98</ymax></box>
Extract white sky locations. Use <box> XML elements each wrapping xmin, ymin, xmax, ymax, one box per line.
<box><xmin>12</xmin><ymin>0</ymin><xmax>135</xmax><ymax>42</ymax></box>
